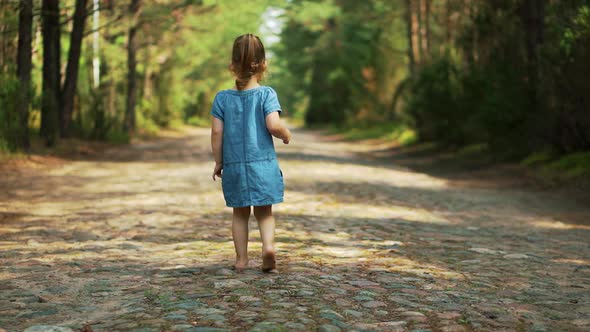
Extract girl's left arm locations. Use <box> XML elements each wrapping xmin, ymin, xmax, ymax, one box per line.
<box><xmin>211</xmin><ymin>117</ymin><xmax>224</xmax><ymax>180</ymax></box>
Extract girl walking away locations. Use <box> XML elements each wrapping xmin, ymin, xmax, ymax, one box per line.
<box><xmin>210</xmin><ymin>34</ymin><xmax>292</xmax><ymax>273</ymax></box>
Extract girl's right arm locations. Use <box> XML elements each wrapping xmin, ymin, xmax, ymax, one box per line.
<box><xmin>265</xmin><ymin>112</ymin><xmax>291</xmax><ymax>144</ymax></box>
<box><xmin>211</xmin><ymin>117</ymin><xmax>224</xmax><ymax>180</ymax></box>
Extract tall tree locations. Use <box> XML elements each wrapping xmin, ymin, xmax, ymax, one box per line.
<box><xmin>522</xmin><ymin>0</ymin><xmax>544</xmax><ymax>84</ymax></box>
<box><xmin>416</xmin><ymin>0</ymin><xmax>423</xmax><ymax>62</ymax></box>
<box><xmin>405</xmin><ymin>0</ymin><xmax>416</xmax><ymax>75</ymax></box>
<box><xmin>16</xmin><ymin>0</ymin><xmax>33</xmax><ymax>149</ymax></box>
<box><xmin>92</xmin><ymin>0</ymin><xmax>100</xmax><ymax>88</ymax></box>
<box><xmin>521</xmin><ymin>0</ymin><xmax>545</xmax><ymax>146</ymax></box>
<box><xmin>61</xmin><ymin>0</ymin><xmax>89</xmax><ymax>136</ymax></box>
<box><xmin>124</xmin><ymin>0</ymin><xmax>141</xmax><ymax>133</ymax></box>
<box><xmin>41</xmin><ymin>0</ymin><xmax>61</xmax><ymax>146</ymax></box>
<box><xmin>423</xmin><ymin>0</ymin><xmax>431</xmax><ymax>58</ymax></box>
<box><xmin>445</xmin><ymin>0</ymin><xmax>452</xmax><ymax>47</ymax></box>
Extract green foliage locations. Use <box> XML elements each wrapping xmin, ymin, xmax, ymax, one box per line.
<box><xmin>1</xmin><ymin>0</ymin><xmax>280</xmax><ymax>150</ymax></box>
<box><xmin>524</xmin><ymin>151</ymin><xmax>590</xmax><ymax>184</ymax></box>
<box><xmin>2</xmin><ymin>0</ymin><xmax>589</xmax><ymax>161</ymax></box>
<box><xmin>136</xmin><ymin>111</ymin><xmax>160</xmax><ymax>137</ymax></box>
<box><xmin>0</xmin><ymin>74</ymin><xmax>21</xmax><ymax>152</ymax></box>
<box><xmin>332</xmin><ymin>122</ymin><xmax>416</xmax><ymax>146</ymax></box>
<box><xmin>521</xmin><ymin>151</ymin><xmax>555</xmax><ymax>166</ymax></box>
<box><xmin>186</xmin><ymin>116</ymin><xmax>210</xmax><ymax>127</ymax></box>
<box><xmin>105</xmin><ymin>129</ymin><xmax>130</xmax><ymax>145</ymax></box>
<box><xmin>404</xmin><ymin>55</ymin><xmax>528</xmax><ymax>155</ymax></box>
<box><xmin>542</xmin><ymin>152</ymin><xmax>590</xmax><ymax>179</ymax></box>
<box><xmin>272</xmin><ymin>0</ymin><xmax>589</xmax><ymax>160</ymax></box>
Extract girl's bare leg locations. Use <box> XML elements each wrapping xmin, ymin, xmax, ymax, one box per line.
<box><xmin>253</xmin><ymin>205</ymin><xmax>277</xmax><ymax>272</ymax></box>
<box><xmin>232</xmin><ymin>206</ymin><xmax>251</xmax><ymax>271</ymax></box>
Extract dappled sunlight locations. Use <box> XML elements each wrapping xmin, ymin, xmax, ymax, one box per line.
<box><xmin>531</xmin><ymin>219</ymin><xmax>590</xmax><ymax>230</ymax></box>
<box><xmin>282</xmin><ymin>192</ymin><xmax>452</xmax><ymax>224</ymax></box>
<box><xmin>552</xmin><ymin>258</ymin><xmax>590</xmax><ymax>265</ymax></box>
<box><xmin>281</xmin><ymin>159</ymin><xmax>449</xmax><ymax>191</ymax></box>
<box><xmin>2</xmin><ymin>124</ymin><xmax>590</xmax><ymax>331</ymax></box>
<box><xmin>328</xmin><ymin>202</ymin><xmax>450</xmax><ymax>224</ymax></box>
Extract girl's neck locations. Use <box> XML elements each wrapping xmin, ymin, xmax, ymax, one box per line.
<box><xmin>235</xmin><ymin>77</ymin><xmax>261</xmax><ymax>91</ymax></box>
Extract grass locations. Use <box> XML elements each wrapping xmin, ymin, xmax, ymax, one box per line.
<box><xmin>539</xmin><ymin>152</ymin><xmax>590</xmax><ymax>179</ymax></box>
<box><xmin>105</xmin><ymin>130</ymin><xmax>130</xmax><ymax>144</ymax></box>
<box><xmin>330</xmin><ymin>122</ymin><xmax>417</xmax><ymax>146</ymax></box>
<box><xmin>521</xmin><ymin>150</ymin><xmax>590</xmax><ymax>186</ymax></box>
<box><xmin>186</xmin><ymin>116</ymin><xmax>210</xmax><ymax>128</ymax></box>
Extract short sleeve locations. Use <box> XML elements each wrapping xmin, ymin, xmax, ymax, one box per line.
<box><xmin>263</xmin><ymin>88</ymin><xmax>282</xmax><ymax>117</ymax></box>
<box><xmin>210</xmin><ymin>93</ymin><xmax>224</xmax><ymax>121</ymax></box>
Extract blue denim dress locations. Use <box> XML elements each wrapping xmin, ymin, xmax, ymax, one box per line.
<box><xmin>210</xmin><ymin>86</ymin><xmax>284</xmax><ymax>208</ymax></box>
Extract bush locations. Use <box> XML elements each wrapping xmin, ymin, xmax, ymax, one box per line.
<box><xmin>0</xmin><ymin>74</ymin><xmax>21</xmax><ymax>152</ymax></box>
<box><xmin>404</xmin><ymin>56</ymin><xmax>529</xmax><ymax>157</ymax></box>
<box><xmin>404</xmin><ymin>57</ymin><xmax>462</xmax><ymax>145</ymax></box>
<box><xmin>186</xmin><ymin>116</ymin><xmax>209</xmax><ymax>127</ymax></box>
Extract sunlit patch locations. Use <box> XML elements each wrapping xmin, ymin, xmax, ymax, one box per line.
<box><xmin>284</xmin><ymin>161</ymin><xmax>448</xmax><ymax>190</ymax></box>
<box><xmin>552</xmin><ymin>258</ymin><xmax>590</xmax><ymax>265</ymax></box>
<box><xmin>532</xmin><ymin>220</ymin><xmax>590</xmax><ymax>230</ymax></box>
<box><xmin>308</xmin><ymin>245</ymin><xmax>364</xmax><ymax>258</ymax></box>
<box><xmin>283</xmin><ymin>193</ymin><xmax>452</xmax><ymax>224</ymax></box>
<box><xmin>386</xmin><ymin>257</ymin><xmax>466</xmax><ymax>280</ymax></box>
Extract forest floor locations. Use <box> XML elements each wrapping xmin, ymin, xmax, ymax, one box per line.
<box><xmin>1</xmin><ymin>125</ymin><xmax>590</xmax><ymax>332</ymax></box>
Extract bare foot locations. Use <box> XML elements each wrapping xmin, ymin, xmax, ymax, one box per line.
<box><xmin>234</xmin><ymin>260</ymin><xmax>249</xmax><ymax>272</ymax></box>
<box><xmin>261</xmin><ymin>250</ymin><xmax>277</xmax><ymax>273</ymax></box>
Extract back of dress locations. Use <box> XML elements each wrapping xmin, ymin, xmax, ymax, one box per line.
<box><xmin>210</xmin><ymin>86</ymin><xmax>284</xmax><ymax>208</ymax></box>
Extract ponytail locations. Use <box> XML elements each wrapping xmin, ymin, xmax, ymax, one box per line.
<box><xmin>231</xmin><ymin>34</ymin><xmax>266</xmax><ymax>90</ymax></box>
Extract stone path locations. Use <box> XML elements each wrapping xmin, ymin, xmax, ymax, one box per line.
<box><xmin>1</xmin><ymin>126</ymin><xmax>589</xmax><ymax>332</ymax></box>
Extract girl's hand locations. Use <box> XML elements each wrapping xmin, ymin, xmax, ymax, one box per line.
<box><xmin>212</xmin><ymin>163</ymin><xmax>223</xmax><ymax>181</ymax></box>
<box><xmin>283</xmin><ymin>131</ymin><xmax>292</xmax><ymax>144</ymax></box>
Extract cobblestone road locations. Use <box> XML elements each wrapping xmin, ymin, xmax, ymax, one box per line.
<box><xmin>1</xmin><ymin>127</ymin><xmax>589</xmax><ymax>332</ymax></box>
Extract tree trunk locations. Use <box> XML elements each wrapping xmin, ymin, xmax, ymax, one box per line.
<box><xmin>61</xmin><ymin>0</ymin><xmax>88</xmax><ymax>136</ymax></box>
<box><xmin>92</xmin><ymin>0</ymin><xmax>100</xmax><ymax>88</ymax></box>
<box><xmin>523</xmin><ymin>0</ymin><xmax>544</xmax><ymax>78</ymax></box>
<box><xmin>405</xmin><ymin>0</ymin><xmax>416</xmax><ymax>76</ymax></box>
<box><xmin>16</xmin><ymin>0</ymin><xmax>33</xmax><ymax>150</ymax></box>
<box><xmin>0</xmin><ymin>1</ymin><xmax>18</xmax><ymax>74</ymax></box>
<box><xmin>416</xmin><ymin>0</ymin><xmax>423</xmax><ymax>62</ymax></box>
<box><xmin>424</xmin><ymin>0</ymin><xmax>431</xmax><ymax>58</ymax></box>
<box><xmin>124</xmin><ymin>0</ymin><xmax>141</xmax><ymax>133</ymax></box>
<box><xmin>522</xmin><ymin>0</ymin><xmax>545</xmax><ymax>147</ymax></box>
<box><xmin>41</xmin><ymin>0</ymin><xmax>61</xmax><ymax>146</ymax></box>
<box><xmin>143</xmin><ymin>39</ymin><xmax>153</xmax><ymax>100</ymax></box>
<box><xmin>445</xmin><ymin>0</ymin><xmax>452</xmax><ymax>47</ymax></box>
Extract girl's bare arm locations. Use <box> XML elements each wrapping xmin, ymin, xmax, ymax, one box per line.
<box><xmin>265</xmin><ymin>112</ymin><xmax>291</xmax><ymax>144</ymax></box>
<box><xmin>211</xmin><ymin>117</ymin><xmax>224</xmax><ymax>180</ymax></box>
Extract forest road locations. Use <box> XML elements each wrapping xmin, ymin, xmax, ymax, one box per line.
<box><xmin>1</xmin><ymin>126</ymin><xmax>589</xmax><ymax>331</ymax></box>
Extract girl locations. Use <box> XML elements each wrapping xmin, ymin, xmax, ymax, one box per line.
<box><xmin>210</xmin><ymin>33</ymin><xmax>292</xmax><ymax>273</ymax></box>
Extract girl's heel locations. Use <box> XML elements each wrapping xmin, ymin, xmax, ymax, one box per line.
<box><xmin>261</xmin><ymin>251</ymin><xmax>277</xmax><ymax>273</ymax></box>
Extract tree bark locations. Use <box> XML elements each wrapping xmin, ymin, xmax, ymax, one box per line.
<box><xmin>523</xmin><ymin>0</ymin><xmax>544</xmax><ymax>76</ymax></box>
<box><xmin>41</xmin><ymin>0</ymin><xmax>61</xmax><ymax>146</ymax></box>
<box><xmin>424</xmin><ymin>0</ymin><xmax>431</xmax><ymax>58</ymax></box>
<box><xmin>416</xmin><ymin>0</ymin><xmax>423</xmax><ymax>62</ymax></box>
<box><xmin>445</xmin><ymin>0</ymin><xmax>452</xmax><ymax>47</ymax></box>
<box><xmin>16</xmin><ymin>0</ymin><xmax>33</xmax><ymax>149</ymax></box>
<box><xmin>92</xmin><ymin>0</ymin><xmax>100</xmax><ymax>88</ymax></box>
<box><xmin>522</xmin><ymin>0</ymin><xmax>545</xmax><ymax>146</ymax></box>
<box><xmin>0</xmin><ymin>1</ymin><xmax>18</xmax><ymax>74</ymax></box>
<box><xmin>405</xmin><ymin>0</ymin><xmax>416</xmax><ymax>76</ymax></box>
<box><xmin>124</xmin><ymin>0</ymin><xmax>141</xmax><ymax>133</ymax></box>
<box><xmin>61</xmin><ymin>0</ymin><xmax>89</xmax><ymax>136</ymax></box>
